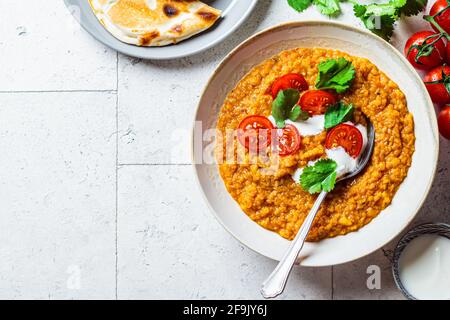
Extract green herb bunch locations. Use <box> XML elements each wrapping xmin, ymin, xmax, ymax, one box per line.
<box><xmin>287</xmin><ymin>0</ymin><xmax>428</xmax><ymax>41</ymax></box>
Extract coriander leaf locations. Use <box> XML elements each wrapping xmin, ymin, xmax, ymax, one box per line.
<box><xmin>289</xmin><ymin>105</ymin><xmax>310</xmax><ymax>121</ymax></box>
<box><xmin>272</xmin><ymin>89</ymin><xmax>300</xmax><ymax>128</ymax></box>
<box><xmin>398</xmin><ymin>0</ymin><xmax>427</xmax><ymax>16</ymax></box>
<box><xmin>287</xmin><ymin>0</ymin><xmax>426</xmax><ymax>42</ymax></box>
<box><xmin>324</xmin><ymin>102</ymin><xmax>354</xmax><ymax>129</ymax></box>
<box><xmin>368</xmin><ymin>14</ymin><xmax>396</xmax><ymax>41</ymax></box>
<box><xmin>300</xmin><ymin>159</ymin><xmax>338</xmax><ymax>194</ymax></box>
<box><xmin>307</xmin><ymin>180</ymin><xmax>323</xmax><ymax>194</ymax></box>
<box><xmin>363</xmin><ymin>0</ymin><xmax>405</xmax><ymax>16</ymax></box>
<box><xmin>353</xmin><ymin>4</ymin><xmax>396</xmax><ymax>41</ymax></box>
<box><xmin>352</xmin><ymin>0</ymin><xmax>410</xmax><ymax>41</ymax></box>
<box><xmin>288</xmin><ymin>0</ymin><xmax>313</xmax><ymax>12</ymax></box>
<box><xmin>276</xmin><ymin>119</ymin><xmax>285</xmax><ymax>128</ymax></box>
<box><xmin>322</xmin><ymin>171</ymin><xmax>337</xmax><ymax>192</ymax></box>
<box><xmin>315</xmin><ymin>58</ymin><xmax>356</xmax><ymax>93</ymax></box>
<box><xmin>353</xmin><ymin>3</ymin><xmax>367</xmax><ymax>17</ymax></box>
<box><xmin>313</xmin><ymin>0</ymin><xmax>341</xmax><ymax>16</ymax></box>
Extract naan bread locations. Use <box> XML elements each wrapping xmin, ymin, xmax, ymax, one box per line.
<box><xmin>89</xmin><ymin>0</ymin><xmax>221</xmax><ymax>47</ymax></box>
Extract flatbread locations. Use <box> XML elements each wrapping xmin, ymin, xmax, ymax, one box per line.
<box><xmin>89</xmin><ymin>0</ymin><xmax>221</xmax><ymax>47</ymax></box>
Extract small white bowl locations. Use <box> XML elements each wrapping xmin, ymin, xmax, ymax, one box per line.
<box><xmin>193</xmin><ymin>21</ymin><xmax>439</xmax><ymax>266</ymax></box>
<box><xmin>391</xmin><ymin>223</ymin><xmax>450</xmax><ymax>300</ymax></box>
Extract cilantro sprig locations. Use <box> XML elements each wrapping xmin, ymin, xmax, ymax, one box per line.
<box><xmin>353</xmin><ymin>3</ymin><xmax>398</xmax><ymax>41</ymax></box>
<box><xmin>315</xmin><ymin>58</ymin><xmax>356</xmax><ymax>93</ymax></box>
<box><xmin>288</xmin><ymin>0</ymin><xmax>342</xmax><ymax>16</ymax></box>
<box><xmin>353</xmin><ymin>0</ymin><xmax>429</xmax><ymax>41</ymax></box>
<box><xmin>272</xmin><ymin>89</ymin><xmax>309</xmax><ymax>128</ymax></box>
<box><xmin>287</xmin><ymin>0</ymin><xmax>428</xmax><ymax>41</ymax></box>
<box><xmin>300</xmin><ymin>159</ymin><xmax>338</xmax><ymax>194</ymax></box>
<box><xmin>288</xmin><ymin>0</ymin><xmax>313</xmax><ymax>12</ymax></box>
<box><xmin>314</xmin><ymin>0</ymin><xmax>342</xmax><ymax>16</ymax></box>
<box><xmin>324</xmin><ymin>102</ymin><xmax>354</xmax><ymax>129</ymax></box>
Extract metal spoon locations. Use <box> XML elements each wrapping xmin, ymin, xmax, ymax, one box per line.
<box><xmin>261</xmin><ymin>118</ymin><xmax>375</xmax><ymax>299</ymax></box>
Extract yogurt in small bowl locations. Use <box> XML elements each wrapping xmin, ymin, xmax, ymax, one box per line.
<box><xmin>392</xmin><ymin>223</ymin><xmax>450</xmax><ymax>300</ymax></box>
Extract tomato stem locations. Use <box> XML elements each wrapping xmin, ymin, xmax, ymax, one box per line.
<box><xmin>424</xmin><ymin>65</ymin><xmax>450</xmax><ymax>96</ymax></box>
<box><xmin>407</xmin><ymin>33</ymin><xmax>446</xmax><ymax>65</ymax></box>
<box><xmin>424</xmin><ymin>4</ymin><xmax>450</xmax><ymax>41</ymax></box>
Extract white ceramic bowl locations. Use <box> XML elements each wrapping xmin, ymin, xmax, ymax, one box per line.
<box><xmin>193</xmin><ymin>21</ymin><xmax>439</xmax><ymax>266</ymax></box>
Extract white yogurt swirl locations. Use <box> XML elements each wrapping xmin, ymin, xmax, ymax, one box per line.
<box><xmin>291</xmin><ymin>122</ymin><xmax>368</xmax><ymax>183</ymax></box>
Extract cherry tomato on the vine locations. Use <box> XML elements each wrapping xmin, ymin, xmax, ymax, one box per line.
<box><xmin>424</xmin><ymin>65</ymin><xmax>450</xmax><ymax>104</ymax></box>
<box><xmin>404</xmin><ymin>31</ymin><xmax>446</xmax><ymax>69</ymax></box>
<box><xmin>438</xmin><ymin>106</ymin><xmax>450</xmax><ymax>139</ymax></box>
<box><xmin>429</xmin><ymin>0</ymin><xmax>450</xmax><ymax>34</ymax></box>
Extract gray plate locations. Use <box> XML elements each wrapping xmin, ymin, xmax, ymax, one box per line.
<box><xmin>64</xmin><ymin>0</ymin><xmax>258</xmax><ymax>60</ymax></box>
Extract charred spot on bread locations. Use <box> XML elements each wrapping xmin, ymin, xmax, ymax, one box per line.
<box><xmin>171</xmin><ymin>24</ymin><xmax>183</xmax><ymax>34</ymax></box>
<box><xmin>196</xmin><ymin>10</ymin><xmax>219</xmax><ymax>22</ymax></box>
<box><xmin>139</xmin><ymin>31</ymin><xmax>160</xmax><ymax>46</ymax></box>
<box><xmin>163</xmin><ymin>4</ymin><xmax>179</xmax><ymax>17</ymax></box>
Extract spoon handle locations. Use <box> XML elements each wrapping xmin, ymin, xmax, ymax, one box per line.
<box><xmin>260</xmin><ymin>191</ymin><xmax>328</xmax><ymax>299</ymax></box>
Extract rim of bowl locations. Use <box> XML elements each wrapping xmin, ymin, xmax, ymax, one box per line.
<box><xmin>391</xmin><ymin>223</ymin><xmax>450</xmax><ymax>300</ymax></box>
<box><xmin>64</xmin><ymin>0</ymin><xmax>259</xmax><ymax>60</ymax></box>
<box><xmin>191</xmin><ymin>20</ymin><xmax>439</xmax><ymax>266</ymax></box>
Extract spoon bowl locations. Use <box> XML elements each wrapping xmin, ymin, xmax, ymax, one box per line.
<box><xmin>338</xmin><ymin>116</ymin><xmax>375</xmax><ymax>183</ymax></box>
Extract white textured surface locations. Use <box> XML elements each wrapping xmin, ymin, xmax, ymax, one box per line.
<box><xmin>0</xmin><ymin>0</ymin><xmax>448</xmax><ymax>299</ymax></box>
<box><xmin>117</xmin><ymin>166</ymin><xmax>331</xmax><ymax>299</ymax></box>
<box><xmin>0</xmin><ymin>92</ymin><xmax>116</xmax><ymax>299</ymax></box>
<box><xmin>0</xmin><ymin>0</ymin><xmax>116</xmax><ymax>91</ymax></box>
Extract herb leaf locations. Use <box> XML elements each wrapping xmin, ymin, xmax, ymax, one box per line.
<box><xmin>289</xmin><ymin>105</ymin><xmax>310</xmax><ymax>121</ymax></box>
<box><xmin>399</xmin><ymin>0</ymin><xmax>428</xmax><ymax>16</ymax></box>
<box><xmin>288</xmin><ymin>0</ymin><xmax>313</xmax><ymax>12</ymax></box>
<box><xmin>354</xmin><ymin>4</ymin><xmax>397</xmax><ymax>41</ymax></box>
<box><xmin>287</xmin><ymin>0</ymin><xmax>427</xmax><ymax>42</ymax></box>
<box><xmin>287</xmin><ymin>0</ymin><xmax>342</xmax><ymax>16</ymax></box>
<box><xmin>324</xmin><ymin>102</ymin><xmax>354</xmax><ymax>129</ymax></box>
<box><xmin>352</xmin><ymin>0</ymin><xmax>427</xmax><ymax>41</ymax></box>
<box><xmin>300</xmin><ymin>159</ymin><xmax>338</xmax><ymax>194</ymax></box>
<box><xmin>363</xmin><ymin>0</ymin><xmax>405</xmax><ymax>16</ymax></box>
<box><xmin>272</xmin><ymin>89</ymin><xmax>300</xmax><ymax>128</ymax></box>
<box><xmin>315</xmin><ymin>58</ymin><xmax>356</xmax><ymax>93</ymax></box>
<box><xmin>313</xmin><ymin>0</ymin><xmax>341</xmax><ymax>16</ymax></box>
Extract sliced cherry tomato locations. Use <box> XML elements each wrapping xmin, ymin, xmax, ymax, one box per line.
<box><xmin>325</xmin><ymin>124</ymin><xmax>363</xmax><ymax>158</ymax></box>
<box><xmin>271</xmin><ymin>73</ymin><xmax>308</xmax><ymax>99</ymax></box>
<box><xmin>423</xmin><ymin>65</ymin><xmax>450</xmax><ymax>104</ymax></box>
<box><xmin>438</xmin><ymin>106</ymin><xmax>450</xmax><ymax>139</ymax></box>
<box><xmin>299</xmin><ymin>90</ymin><xmax>337</xmax><ymax>115</ymax></box>
<box><xmin>429</xmin><ymin>0</ymin><xmax>450</xmax><ymax>34</ymax></box>
<box><xmin>273</xmin><ymin>124</ymin><xmax>301</xmax><ymax>156</ymax></box>
<box><xmin>404</xmin><ymin>31</ymin><xmax>446</xmax><ymax>70</ymax></box>
<box><xmin>237</xmin><ymin>115</ymin><xmax>274</xmax><ymax>151</ymax></box>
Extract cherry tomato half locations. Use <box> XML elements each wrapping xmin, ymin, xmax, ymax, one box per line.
<box><xmin>299</xmin><ymin>90</ymin><xmax>337</xmax><ymax>115</ymax></box>
<box><xmin>273</xmin><ymin>124</ymin><xmax>301</xmax><ymax>156</ymax></box>
<box><xmin>237</xmin><ymin>115</ymin><xmax>274</xmax><ymax>152</ymax></box>
<box><xmin>424</xmin><ymin>65</ymin><xmax>450</xmax><ymax>104</ymax></box>
<box><xmin>325</xmin><ymin>124</ymin><xmax>363</xmax><ymax>158</ymax></box>
<box><xmin>438</xmin><ymin>106</ymin><xmax>450</xmax><ymax>139</ymax></box>
<box><xmin>271</xmin><ymin>73</ymin><xmax>308</xmax><ymax>99</ymax></box>
<box><xmin>404</xmin><ymin>31</ymin><xmax>446</xmax><ymax>70</ymax></box>
<box><xmin>429</xmin><ymin>0</ymin><xmax>450</xmax><ymax>34</ymax></box>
